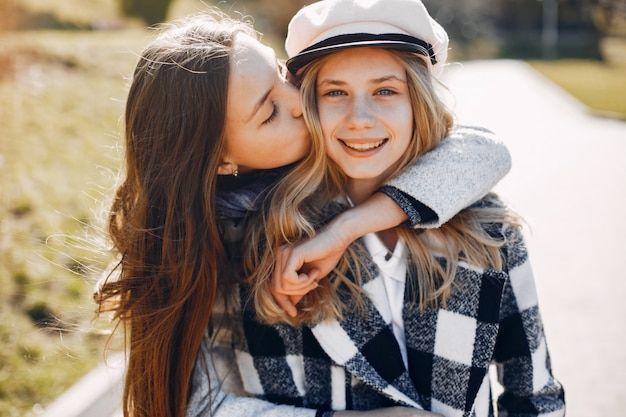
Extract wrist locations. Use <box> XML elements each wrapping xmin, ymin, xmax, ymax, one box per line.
<box><xmin>328</xmin><ymin>208</ymin><xmax>362</xmax><ymax>247</ymax></box>
<box><xmin>331</xmin><ymin>193</ymin><xmax>406</xmax><ymax>243</ymax></box>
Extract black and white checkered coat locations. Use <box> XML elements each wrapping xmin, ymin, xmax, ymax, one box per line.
<box><xmin>233</xmin><ymin>222</ymin><xmax>565</xmax><ymax>417</ymax></box>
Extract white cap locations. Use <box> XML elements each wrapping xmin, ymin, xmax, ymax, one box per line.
<box><xmin>285</xmin><ymin>0</ymin><xmax>449</xmax><ymax>77</ymax></box>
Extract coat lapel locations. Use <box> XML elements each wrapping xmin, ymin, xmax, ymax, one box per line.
<box><xmin>311</xmin><ymin>271</ymin><xmax>424</xmax><ymax>409</ymax></box>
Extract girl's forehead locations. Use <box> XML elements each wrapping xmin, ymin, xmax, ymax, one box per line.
<box><xmin>325</xmin><ymin>47</ymin><xmax>397</xmax><ymax>63</ymax></box>
<box><xmin>232</xmin><ymin>33</ymin><xmax>275</xmax><ymax>65</ymax></box>
<box><xmin>318</xmin><ymin>48</ymin><xmax>405</xmax><ymax>79</ymax></box>
<box><xmin>227</xmin><ymin>34</ymin><xmax>279</xmax><ymax>126</ymax></box>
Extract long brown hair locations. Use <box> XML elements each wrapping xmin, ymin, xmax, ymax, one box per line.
<box><xmin>95</xmin><ymin>14</ymin><xmax>255</xmax><ymax>417</ymax></box>
<box><xmin>248</xmin><ymin>50</ymin><xmax>520</xmax><ymax>326</ymax></box>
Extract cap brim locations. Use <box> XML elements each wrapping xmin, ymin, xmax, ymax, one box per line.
<box><xmin>287</xmin><ymin>40</ymin><xmax>430</xmax><ymax>74</ymax></box>
<box><xmin>286</xmin><ymin>33</ymin><xmax>436</xmax><ymax>75</ymax></box>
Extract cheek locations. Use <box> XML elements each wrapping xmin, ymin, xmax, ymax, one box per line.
<box><xmin>318</xmin><ymin>105</ymin><xmax>336</xmax><ymax>138</ymax></box>
<box><xmin>395</xmin><ymin>104</ymin><xmax>414</xmax><ymax>137</ymax></box>
<box><xmin>323</xmin><ymin>135</ymin><xmax>343</xmax><ymax>166</ymax></box>
<box><xmin>276</xmin><ymin>124</ymin><xmax>305</xmax><ymax>155</ymax></box>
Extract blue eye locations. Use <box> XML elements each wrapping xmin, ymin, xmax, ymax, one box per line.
<box><xmin>263</xmin><ymin>102</ymin><xmax>278</xmax><ymax>125</ymax></box>
<box><xmin>325</xmin><ymin>90</ymin><xmax>346</xmax><ymax>97</ymax></box>
<box><xmin>376</xmin><ymin>88</ymin><xmax>395</xmax><ymax>96</ymax></box>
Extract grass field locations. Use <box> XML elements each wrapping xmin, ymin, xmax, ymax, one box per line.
<box><xmin>0</xmin><ymin>28</ymin><xmax>145</xmax><ymax>416</ymax></box>
<box><xmin>0</xmin><ymin>3</ymin><xmax>225</xmax><ymax>415</ymax></box>
<box><xmin>529</xmin><ymin>40</ymin><xmax>626</xmax><ymax>118</ymax></box>
<box><xmin>1</xmin><ymin>1</ymin><xmax>625</xmax><ymax>416</ymax></box>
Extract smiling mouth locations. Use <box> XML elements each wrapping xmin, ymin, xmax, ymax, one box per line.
<box><xmin>341</xmin><ymin>139</ymin><xmax>387</xmax><ymax>151</ymax></box>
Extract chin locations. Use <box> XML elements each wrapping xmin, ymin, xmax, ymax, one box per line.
<box><xmin>345</xmin><ymin>171</ymin><xmax>384</xmax><ymax>180</ymax></box>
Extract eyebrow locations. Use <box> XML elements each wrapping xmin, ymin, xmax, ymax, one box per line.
<box><xmin>318</xmin><ymin>75</ymin><xmax>406</xmax><ymax>86</ymax></box>
<box><xmin>245</xmin><ymin>88</ymin><xmax>271</xmax><ymax>123</ymax></box>
<box><xmin>372</xmin><ymin>75</ymin><xmax>406</xmax><ymax>83</ymax></box>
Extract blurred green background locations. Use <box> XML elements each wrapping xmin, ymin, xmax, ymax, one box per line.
<box><xmin>1</xmin><ymin>0</ymin><xmax>624</xmax><ymax>416</ymax></box>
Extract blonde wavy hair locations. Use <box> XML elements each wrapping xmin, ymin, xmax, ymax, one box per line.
<box><xmin>246</xmin><ymin>49</ymin><xmax>520</xmax><ymax>326</ymax></box>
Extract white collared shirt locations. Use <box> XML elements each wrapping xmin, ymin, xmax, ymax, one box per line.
<box><xmin>362</xmin><ymin>233</ymin><xmax>408</xmax><ymax>369</ymax></box>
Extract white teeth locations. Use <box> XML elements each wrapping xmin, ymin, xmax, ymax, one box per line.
<box><xmin>343</xmin><ymin>140</ymin><xmax>385</xmax><ymax>150</ymax></box>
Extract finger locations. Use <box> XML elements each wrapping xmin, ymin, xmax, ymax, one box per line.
<box><xmin>277</xmin><ymin>279</ymin><xmax>317</xmax><ymax>293</ymax></box>
<box><xmin>288</xmin><ymin>282</ymin><xmax>318</xmax><ymax>306</ymax></box>
<box><xmin>276</xmin><ymin>280</ymin><xmax>319</xmax><ymax>296</ymax></box>
<box><xmin>289</xmin><ymin>294</ymin><xmax>304</xmax><ymax>306</ymax></box>
<box><xmin>273</xmin><ymin>258</ymin><xmax>313</xmax><ymax>291</ymax></box>
<box><xmin>307</xmin><ymin>268</ymin><xmax>323</xmax><ymax>283</ymax></box>
<box><xmin>274</xmin><ymin>246</ymin><xmax>290</xmax><ymax>274</ymax></box>
<box><xmin>280</xmin><ymin>273</ymin><xmax>318</xmax><ymax>292</ymax></box>
<box><xmin>281</xmin><ymin>248</ymin><xmax>306</xmax><ymax>278</ymax></box>
<box><xmin>273</xmin><ymin>246</ymin><xmax>296</xmax><ymax>285</ymax></box>
<box><xmin>286</xmin><ymin>272</ymin><xmax>319</xmax><ymax>292</ymax></box>
<box><xmin>274</xmin><ymin>293</ymin><xmax>298</xmax><ymax>317</ymax></box>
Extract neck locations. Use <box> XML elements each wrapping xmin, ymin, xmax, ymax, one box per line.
<box><xmin>346</xmin><ymin>178</ymin><xmax>398</xmax><ymax>253</ymax></box>
<box><xmin>346</xmin><ymin>178</ymin><xmax>381</xmax><ymax>206</ymax></box>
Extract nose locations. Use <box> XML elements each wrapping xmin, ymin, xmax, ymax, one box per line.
<box><xmin>284</xmin><ymin>81</ymin><xmax>303</xmax><ymax>118</ymax></box>
<box><xmin>347</xmin><ymin>96</ymin><xmax>374</xmax><ymax>129</ymax></box>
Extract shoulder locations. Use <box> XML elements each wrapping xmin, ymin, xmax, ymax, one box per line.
<box><xmin>444</xmin><ymin>125</ymin><xmax>509</xmax><ymax>161</ymax></box>
<box><xmin>468</xmin><ymin>192</ymin><xmax>506</xmax><ymax>210</ymax></box>
<box><xmin>465</xmin><ymin>193</ymin><xmax>528</xmax><ymax>268</ymax></box>
<box><xmin>446</xmin><ymin>124</ymin><xmax>498</xmax><ymax>141</ymax></box>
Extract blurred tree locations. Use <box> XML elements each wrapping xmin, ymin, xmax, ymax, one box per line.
<box><xmin>425</xmin><ymin>0</ymin><xmax>603</xmax><ymax>60</ymax></box>
<box><xmin>119</xmin><ymin>0</ymin><xmax>172</xmax><ymax>25</ymax></box>
<box><xmin>254</xmin><ymin>0</ymin><xmax>307</xmax><ymax>36</ymax></box>
<box><xmin>587</xmin><ymin>0</ymin><xmax>626</xmax><ymax>33</ymax></box>
<box><xmin>423</xmin><ymin>0</ymin><xmax>499</xmax><ymax>59</ymax></box>
<box><xmin>194</xmin><ymin>0</ymin><xmax>616</xmax><ymax>60</ymax></box>
<box><xmin>550</xmin><ymin>0</ymin><xmax>603</xmax><ymax>59</ymax></box>
<box><xmin>423</xmin><ymin>0</ymin><xmax>497</xmax><ymax>44</ymax></box>
<box><xmin>230</xmin><ymin>0</ymin><xmax>309</xmax><ymax>55</ymax></box>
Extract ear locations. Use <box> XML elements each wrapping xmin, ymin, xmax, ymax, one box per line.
<box><xmin>217</xmin><ymin>161</ymin><xmax>238</xmax><ymax>176</ymax></box>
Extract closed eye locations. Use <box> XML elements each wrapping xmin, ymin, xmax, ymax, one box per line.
<box><xmin>263</xmin><ymin>102</ymin><xmax>278</xmax><ymax>125</ymax></box>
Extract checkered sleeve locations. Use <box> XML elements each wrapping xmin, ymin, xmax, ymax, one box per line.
<box><xmin>493</xmin><ymin>225</ymin><xmax>565</xmax><ymax>416</ymax></box>
<box><xmin>186</xmin><ymin>295</ymin><xmax>319</xmax><ymax>417</ymax></box>
<box><xmin>187</xmin><ymin>332</ymin><xmax>319</xmax><ymax>417</ymax></box>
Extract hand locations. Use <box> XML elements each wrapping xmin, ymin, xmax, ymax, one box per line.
<box><xmin>271</xmin><ymin>222</ymin><xmax>351</xmax><ymax>317</ymax></box>
<box><xmin>271</xmin><ymin>192</ymin><xmax>408</xmax><ymax>317</ymax></box>
<box><xmin>334</xmin><ymin>407</ymin><xmax>443</xmax><ymax>417</ymax></box>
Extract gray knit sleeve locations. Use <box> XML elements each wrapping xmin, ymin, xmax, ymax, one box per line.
<box><xmin>380</xmin><ymin>125</ymin><xmax>511</xmax><ymax>228</ymax></box>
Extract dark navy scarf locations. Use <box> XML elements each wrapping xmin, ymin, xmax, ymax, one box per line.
<box><xmin>216</xmin><ymin>164</ymin><xmax>295</xmax><ymax>219</ymax></box>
